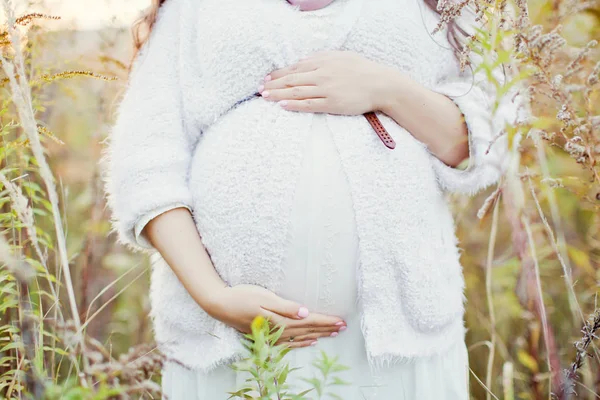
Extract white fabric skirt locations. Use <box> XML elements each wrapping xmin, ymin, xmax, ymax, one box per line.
<box><xmin>161</xmin><ymin>114</ymin><xmax>470</xmax><ymax>399</ymax></box>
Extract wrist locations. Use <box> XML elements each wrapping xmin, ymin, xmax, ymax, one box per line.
<box><xmin>369</xmin><ymin>64</ymin><xmax>411</xmax><ymax>114</ymax></box>
<box><xmin>197</xmin><ymin>282</ymin><xmax>229</xmax><ymax>317</ymax></box>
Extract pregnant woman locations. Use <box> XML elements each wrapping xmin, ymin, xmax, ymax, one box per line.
<box><xmin>102</xmin><ymin>0</ymin><xmax>524</xmax><ymax>398</ymax></box>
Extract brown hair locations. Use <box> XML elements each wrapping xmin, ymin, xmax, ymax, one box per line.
<box><xmin>130</xmin><ymin>0</ymin><xmax>167</xmax><ymax>66</ymax></box>
<box><xmin>131</xmin><ymin>0</ymin><xmax>466</xmax><ymax>67</ymax></box>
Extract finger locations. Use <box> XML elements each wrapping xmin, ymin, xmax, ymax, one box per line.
<box><xmin>263</xmin><ymin>71</ymin><xmax>320</xmax><ymax>90</ymax></box>
<box><xmin>267</xmin><ymin>59</ymin><xmax>319</xmax><ymax>81</ymax></box>
<box><xmin>260</xmin><ymin>308</ymin><xmax>308</xmax><ymax>330</ymax></box>
<box><xmin>260</xmin><ymin>295</ymin><xmax>310</xmax><ymax>320</ymax></box>
<box><xmin>278</xmin><ymin>98</ymin><xmax>329</xmax><ymax>113</ymax></box>
<box><xmin>280</xmin><ymin>340</ymin><xmax>318</xmax><ymax>349</ymax></box>
<box><xmin>261</xmin><ymin>86</ymin><xmax>325</xmax><ymax>102</ymax></box>
<box><xmin>277</xmin><ymin>331</ymin><xmax>339</xmax><ymax>345</ymax></box>
<box><xmin>280</xmin><ymin>326</ymin><xmax>340</xmax><ymax>339</ymax></box>
<box><xmin>284</xmin><ymin>312</ymin><xmax>346</xmax><ymax>328</ymax></box>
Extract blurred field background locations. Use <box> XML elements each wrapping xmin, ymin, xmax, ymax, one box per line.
<box><xmin>0</xmin><ymin>0</ymin><xmax>599</xmax><ymax>398</ymax></box>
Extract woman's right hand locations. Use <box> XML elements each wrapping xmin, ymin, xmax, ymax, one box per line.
<box><xmin>205</xmin><ymin>284</ymin><xmax>347</xmax><ymax>348</ymax></box>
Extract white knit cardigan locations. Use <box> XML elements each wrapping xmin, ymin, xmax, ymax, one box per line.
<box><xmin>101</xmin><ymin>0</ymin><xmax>525</xmax><ymax>372</ymax></box>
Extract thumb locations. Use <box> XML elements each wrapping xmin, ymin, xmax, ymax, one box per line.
<box><xmin>264</xmin><ymin>297</ymin><xmax>310</xmax><ymax>320</ymax></box>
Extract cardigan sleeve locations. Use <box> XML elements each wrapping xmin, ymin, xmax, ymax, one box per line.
<box><xmin>101</xmin><ymin>0</ymin><xmax>197</xmax><ymax>253</ymax></box>
<box><xmin>424</xmin><ymin>15</ymin><xmax>527</xmax><ymax>196</ymax></box>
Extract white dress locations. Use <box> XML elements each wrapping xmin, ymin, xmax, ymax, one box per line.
<box><xmin>160</xmin><ymin>113</ymin><xmax>470</xmax><ymax>399</ymax></box>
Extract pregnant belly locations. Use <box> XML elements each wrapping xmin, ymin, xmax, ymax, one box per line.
<box><xmin>277</xmin><ymin>113</ymin><xmax>359</xmax><ymax>317</ymax></box>
<box><xmin>189</xmin><ymin>101</ymin><xmax>358</xmax><ymax>316</ymax></box>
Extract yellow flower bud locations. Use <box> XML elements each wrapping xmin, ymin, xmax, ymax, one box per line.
<box><xmin>251</xmin><ymin>315</ymin><xmax>267</xmax><ymax>333</ymax></box>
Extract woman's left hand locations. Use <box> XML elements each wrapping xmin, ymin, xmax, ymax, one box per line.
<box><xmin>258</xmin><ymin>50</ymin><xmax>386</xmax><ymax>116</ymax></box>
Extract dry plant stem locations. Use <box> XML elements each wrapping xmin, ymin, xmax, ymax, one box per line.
<box><xmin>6</xmin><ymin>354</ymin><xmax>26</xmax><ymax>398</ymax></box>
<box><xmin>520</xmin><ymin>34</ymin><xmax>578</xmax><ymax>141</ymax></box>
<box><xmin>557</xmin><ymin>310</ymin><xmax>600</xmax><ymax>399</ymax></box>
<box><xmin>17</xmin><ymin>281</ymin><xmax>44</xmax><ymax>398</ymax></box>
<box><xmin>533</xmin><ymin>129</ymin><xmax>584</xmax><ymax>327</ymax></box>
<box><xmin>470</xmin><ymin>366</ymin><xmax>501</xmax><ymax>400</ymax></box>
<box><xmin>1</xmin><ymin>0</ymin><xmax>88</xmax><ymax>376</ymax></box>
<box><xmin>0</xmin><ymin>232</ymin><xmax>34</xmax><ymax>282</ymax></box>
<box><xmin>523</xmin><ymin>33</ymin><xmax>600</xmax><ymax>183</ymax></box>
<box><xmin>503</xmin><ymin>135</ymin><xmax>560</xmax><ymax>397</ymax></box>
<box><xmin>0</xmin><ymin>172</ymin><xmax>86</xmax><ymax>384</ymax></box>
<box><xmin>503</xmin><ymin>362</ymin><xmax>515</xmax><ymax>399</ymax></box>
<box><xmin>83</xmin><ymin>260</ymin><xmax>143</xmax><ymax>328</ymax></box>
<box><xmin>528</xmin><ymin>173</ymin><xmax>600</xmax><ymax>389</ymax></box>
<box><xmin>574</xmin><ymin>382</ymin><xmax>600</xmax><ymax>400</ymax></box>
<box><xmin>0</xmin><ymin>171</ymin><xmax>63</xmax><ymax>315</ymax></box>
<box><xmin>13</xmin><ymin>12</ymin><xmax>60</xmax><ymax>26</ymax></box>
<box><xmin>79</xmin><ymin>266</ymin><xmax>147</xmax><ymax>335</ymax></box>
<box><xmin>0</xmin><ymin>1</ymin><xmax>81</xmax><ymax>330</ymax></box>
<box><xmin>522</xmin><ymin>210</ymin><xmax>558</xmax><ymax>396</ymax></box>
<box><xmin>485</xmin><ymin>187</ymin><xmax>501</xmax><ymax>400</ymax></box>
<box><xmin>0</xmin><ymin>237</ymin><xmax>43</xmax><ymax>395</ymax></box>
<box><xmin>505</xmin><ymin>184</ymin><xmax>560</xmax><ymax>396</ymax></box>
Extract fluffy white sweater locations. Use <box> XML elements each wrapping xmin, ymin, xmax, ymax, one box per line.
<box><xmin>101</xmin><ymin>0</ymin><xmax>524</xmax><ymax>372</ymax></box>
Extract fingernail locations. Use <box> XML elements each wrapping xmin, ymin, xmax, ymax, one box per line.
<box><xmin>278</xmin><ymin>100</ymin><xmax>288</xmax><ymax>107</ymax></box>
<box><xmin>258</xmin><ymin>84</ymin><xmax>264</xmax><ymax>92</ymax></box>
<box><xmin>339</xmin><ymin>326</ymin><xmax>347</xmax><ymax>331</ymax></box>
<box><xmin>335</xmin><ymin>321</ymin><xmax>345</xmax><ymax>326</ymax></box>
<box><xmin>262</xmin><ymin>90</ymin><xmax>270</xmax><ymax>98</ymax></box>
<box><xmin>310</xmin><ymin>341</ymin><xmax>318</xmax><ymax>346</ymax></box>
<box><xmin>330</xmin><ymin>332</ymin><xmax>339</xmax><ymax>337</ymax></box>
<box><xmin>297</xmin><ymin>307</ymin><xmax>309</xmax><ymax>318</ymax></box>
<box><xmin>265</xmin><ymin>75</ymin><xmax>272</xmax><ymax>82</ymax></box>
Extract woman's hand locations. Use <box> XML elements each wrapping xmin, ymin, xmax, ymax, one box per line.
<box><xmin>258</xmin><ymin>50</ymin><xmax>389</xmax><ymax>116</ymax></box>
<box><xmin>259</xmin><ymin>49</ymin><xmax>470</xmax><ymax>167</ymax></box>
<box><xmin>206</xmin><ymin>284</ymin><xmax>347</xmax><ymax>348</ymax></box>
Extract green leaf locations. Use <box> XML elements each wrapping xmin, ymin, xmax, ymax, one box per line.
<box><xmin>330</xmin><ymin>376</ymin><xmax>350</xmax><ymax>386</ymax></box>
<box><xmin>227</xmin><ymin>387</ymin><xmax>254</xmax><ymax>399</ymax></box>
<box><xmin>277</xmin><ymin>364</ymin><xmax>289</xmax><ymax>385</ymax></box>
<box><xmin>329</xmin><ymin>364</ymin><xmax>350</xmax><ymax>373</ymax></box>
<box><xmin>42</xmin><ymin>345</ymin><xmax>68</xmax><ymax>356</ymax></box>
<box><xmin>517</xmin><ymin>350</ymin><xmax>538</xmax><ymax>373</ymax></box>
<box><xmin>296</xmin><ymin>388</ymin><xmax>314</xmax><ymax>397</ymax></box>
